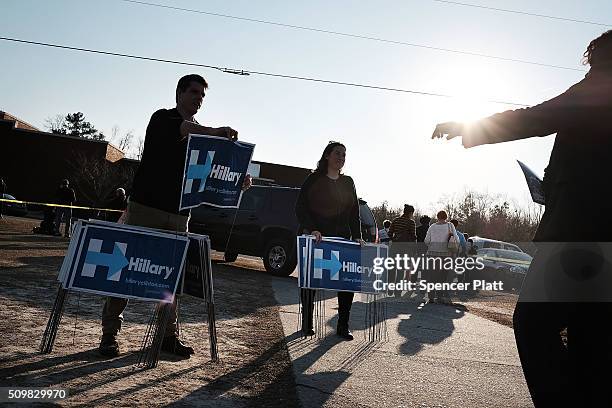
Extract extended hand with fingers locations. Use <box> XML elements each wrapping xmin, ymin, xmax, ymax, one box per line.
<box><xmin>431</xmin><ymin>121</ymin><xmax>464</xmax><ymax>140</ymax></box>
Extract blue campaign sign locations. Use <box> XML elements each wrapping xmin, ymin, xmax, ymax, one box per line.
<box><xmin>180</xmin><ymin>134</ymin><xmax>255</xmax><ymax>210</ymax></box>
<box><xmin>298</xmin><ymin>236</ymin><xmax>388</xmax><ymax>293</ymax></box>
<box><xmin>67</xmin><ymin>224</ymin><xmax>189</xmax><ymax>302</ymax></box>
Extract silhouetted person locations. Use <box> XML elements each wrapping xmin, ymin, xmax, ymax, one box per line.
<box><xmin>432</xmin><ymin>30</ymin><xmax>612</xmax><ymax>407</ymax></box>
<box><xmin>416</xmin><ymin>215</ymin><xmax>430</xmax><ymax>243</ymax></box>
<box><xmin>107</xmin><ymin>188</ymin><xmax>128</xmax><ymax>222</ymax></box>
<box><xmin>99</xmin><ymin>74</ymin><xmax>243</xmax><ymax>359</ymax></box>
<box><xmin>388</xmin><ymin>205</ymin><xmax>417</xmax><ymax>296</ymax></box>
<box><xmin>54</xmin><ymin>179</ymin><xmax>76</xmax><ymax>237</ymax></box>
<box><xmin>0</xmin><ymin>177</ymin><xmax>6</xmax><ymax>219</ymax></box>
<box><xmin>296</xmin><ymin>141</ymin><xmax>363</xmax><ymax>340</ymax></box>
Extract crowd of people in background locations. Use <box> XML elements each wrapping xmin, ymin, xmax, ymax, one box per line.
<box><xmin>378</xmin><ymin>205</ymin><xmax>481</xmax><ymax>304</ymax></box>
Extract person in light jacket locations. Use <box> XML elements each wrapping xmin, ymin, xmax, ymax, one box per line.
<box><xmin>424</xmin><ymin>210</ymin><xmax>459</xmax><ymax>304</ymax></box>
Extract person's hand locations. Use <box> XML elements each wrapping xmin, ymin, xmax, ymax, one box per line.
<box><xmin>432</xmin><ymin>121</ymin><xmax>463</xmax><ymax>140</ymax></box>
<box><xmin>356</xmin><ymin>238</ymin><xmax>366</xmax><ymax>247</ymax></box>
<box><xmin>311</xmin><ymin>230</ymin><xmax>322</xmax><ymax>243</ymax></box>
<box><xmin>220</xmin><ymin>126</ymin><xmax>238</xmax><ymax>141</ymax></box>
<box><xmin>241</xmin><ymin>174</ymin><xmax>252</xmax><ymax>191</ymax></box>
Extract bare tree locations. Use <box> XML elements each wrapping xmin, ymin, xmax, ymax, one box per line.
<box><xmin>371</xmin><ymin>201</ymin><xmax>402</xmax><ymax>228</ymax></box>
<box><xmin>135</xmin><ymin>136</ymin><xmax>145</xmax><ymax>161</ymax></box>
<box><xmin>44</xmin><ymin>114</ymin><xmax>67</xmax><ymax>134</ymax></box>
<box><xmin>68</xmin><ymin>151</ymin><xmax>136</xmax><ymax>210</ymax></box>
<box><xmin>434</xmin><ymin>189</ymin><xmax>542</xmax><ymax>245</ymax></box>
<box><xmin>111</xmin><ymin>125</ymin><xmax>134</xmax><ymax>154</ymax></box>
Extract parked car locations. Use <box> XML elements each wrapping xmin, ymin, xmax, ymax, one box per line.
<box><xmin>475</xmin><ymin>247</ymin><xmax>532</xmax><ymax>290</ymax></box>
<box><xmin>2</xmin><ymin>194</ymin><xmax>27</xmax><ymax>216</ymax></box>
<box><xmin>189</xmin><ymin>185</ymin><xmax>378</xmax><ymax>276</ymax></box>
<box><xmin>470</xmin><ymin>236</ymin><xmax>524</xmax><ymax>253</ymax></box>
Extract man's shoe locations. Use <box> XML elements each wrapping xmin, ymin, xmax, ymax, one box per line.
<box><xmin>161</xmin><ymin>336</ymin><xmax>194</xmax><ymax>357</ymax></box>
<box><xmin>336</xmin><ymin>326</ymin><xmax>354</xmax><ymax>341</ymax></box>
<box><xmin>98</xmin><ymin>334</ymin><xmax>120</xmax><ymax>358</ymax></box>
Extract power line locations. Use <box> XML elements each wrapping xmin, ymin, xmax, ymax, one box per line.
<box><xmin>0</xmin><ymin>35</ymin><xmax>530</xmax><ymax>107</ymax></box>
<box><xmin>119</xmin><ymin>0</ymin><xmax>584</xmax><ymax>73</ymax></box>
<box><xmin>429</xmin><ymin>0</ymin><xmax>610</xmax><ymax>27</ymax></box>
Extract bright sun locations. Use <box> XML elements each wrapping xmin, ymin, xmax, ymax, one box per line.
<box><xmin>434</xmin><ymin>63</ymin><xmax>510</xmax><ymax>123</ymax></box>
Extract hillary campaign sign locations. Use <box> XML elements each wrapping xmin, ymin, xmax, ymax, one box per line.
<box><xmin>58</xmin><ymin>220</ymin><xmax>189</xmax><ymax>302</ymax></box>
<box><xmin>298</xmin><ymin>235</ymin><xmax>388</xmax><ymax>293</ymax></box>
<box><xmin>180</xmin><ymin>134</ymin><xmax>255</xmax><ymax>210</ymax></box>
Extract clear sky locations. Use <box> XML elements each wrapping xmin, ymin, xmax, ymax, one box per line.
<box><xmin>2</xmin><ymin>0</ymin><xmax>610</xmax><ymax>213</ymax></box>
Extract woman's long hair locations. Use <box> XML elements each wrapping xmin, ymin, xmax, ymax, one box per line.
<box><xmin>314</xmin><ymin>141</ymin><xmax>345</xmax><ymax>174</ymax></box>
<box><xmin>583</xmin><ymin>30</ymin><xmax>612</xmax><ymax>70</ymax></box>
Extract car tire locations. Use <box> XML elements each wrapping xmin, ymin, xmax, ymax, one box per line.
<box><xmin>263</xmin><ymin>239</ymin><xmax>296</xmax><ymax>276</ymax></box>
<box><xmin>224</xmin><ymin>251</ymin><xmax>238</xmax><ymax>262</ymax></box>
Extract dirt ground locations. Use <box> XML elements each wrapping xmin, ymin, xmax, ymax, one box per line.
<box><xmin>0</xmin><ymin>217</ymin><xmax>522</xmax><ymax>407</ymax></box>
<box><xmin>0</xmin><ymin>217</ymin><xmax>299</xmax><ymax>407</ymax></box>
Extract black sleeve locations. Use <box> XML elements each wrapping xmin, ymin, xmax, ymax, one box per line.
<box><xmin>70</xmin><ymin>188</ymin><xmax>76</xmax><ymax>203</ymax></box>
<box><xmin>346</xmin><ymin>176</ymin><xmax>362</xmax><ymax>240</ymax></box>
<box><xmin>295</xmin><ymin>173</ymin><xmax>318</xmax><ymax>233</ymax></box>
<box><xmin>462</xmin><ymin>81</ymin><xmax>584</xmax><ymax>148</ymax></box>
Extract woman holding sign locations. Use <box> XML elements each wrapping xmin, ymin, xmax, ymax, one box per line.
<box><xmin>296</xmin><ymin>141</ymin><xmax>363</xmax><ymax>340</ymax></box>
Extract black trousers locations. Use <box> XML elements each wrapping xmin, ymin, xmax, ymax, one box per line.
<box><xmin>301</xmin><ymin>288</ymin><xmax>354</xmax><ymax>330</ymax></box>
<box><xmin>513</xmin><ymin>302</ymin><xmax>612</xmax><ymax>407</ymax></box>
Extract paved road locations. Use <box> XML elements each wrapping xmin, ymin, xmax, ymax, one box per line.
<box><xmin>271</xmin><ymin>273</ymin><xmax>533</xmax><ymax>408</ymax></box>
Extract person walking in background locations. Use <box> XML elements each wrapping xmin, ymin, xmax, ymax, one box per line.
<box><xmin>388</xmin><ymin>205</ymin><xmax>417</xmax><ymax>296</ymax></box>
<box><xmin>389</xmin><ymin>205</ymin><xmax>417</xmax><ymax>243</ymax></box>
<box><xmin>416</xmin><ymin>215</ymin><xmax>431</xmax><ymax>255</ymax></box>
<box><xmin>296</xmin><ymin>141</ymin><xmax>363</xmax><ymax>340</ymax></box>
<box><xmin>0</xmin><ymin>177</ymin><xmax>6</xmax><ymax>220</ymax></box>
<box><xmin>106</xmin><ymin>187</ymin><xmax>128</xmax><ymax>222</ymax></box>
<box><xmin>378</xmin><ymin>219</ymin><xmax>392</xmax><ymax>244</ymax></box>
<box><xmin>424</xmin><ymin>210</ymin><xmax>460</xmax><ymax>304</ymax></box>
<box><xmin>54</xmin><ymin>179</ymin><xmax>76</xmax><ymax>238</ymax></box>
<box><xmin>450</xmin><ymin>219</ymin><xmax>467</xmax><ymax>257</ymax></box>
<box><xmin>431</xmin><ymin>30</ymin><xmax>612</xmax><ymax>407</ymax></box>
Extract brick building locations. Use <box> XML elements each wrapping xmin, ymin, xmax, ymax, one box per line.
<box><xmin>1</xmin><ymin>112</ymin><xmax>310</xmax><ymax>209</ymax></box>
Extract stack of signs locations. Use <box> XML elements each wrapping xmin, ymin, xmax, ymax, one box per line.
<box><xmin>179</xmin><ymin>233</ymin><xmax>214</xmax><ymax>301</ymax></box>
<box><xmin>177</xmin><ymin>233</ymin><xmax>219</xmax><ymax>361</ymax></box>
<box><xmin>297</xmin><ymin>235</ymin><xmax>388</xmax><ymax>294</ymax></box>
<box><xmin>58</xmin><ymin>220</ymin><xmax>189</xmax><ymax>303</ymax></box>
<box><xmin>180</xmin><ymin>134</ymin><xmax>255</xmax><ymax>210</ymax></box>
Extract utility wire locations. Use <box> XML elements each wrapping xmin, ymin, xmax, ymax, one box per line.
<box><xmin>119</xmin><ymin>0</ymin><xmax>585</xmax><ymax>73</ymax></box>
<box><xmin>0</xmin><ymin>36</ymin><xmax>530</xmax><ymax>107</ymax></box>
<box><xmin>429</xmin><ymin>0</ymin><xmax>610</xmax><ymax>28</ymax></box>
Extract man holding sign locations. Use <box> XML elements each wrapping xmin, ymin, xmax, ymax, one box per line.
<box><xmin>99</xmin><ymin>74</ymin><xmax>251</xmax><ymax>358</ymax></box>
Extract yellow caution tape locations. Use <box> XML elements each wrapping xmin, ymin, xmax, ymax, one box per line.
<box><xmin>0</xmin><ymin>198</ymin><xmax>123</xmax><ymax>212</ymax></box>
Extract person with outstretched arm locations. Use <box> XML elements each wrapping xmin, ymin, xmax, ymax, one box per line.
<box><xmin>431</xmin><ymin>31</ymin><xmax>612</xmax><ymax>407</ymax></box>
